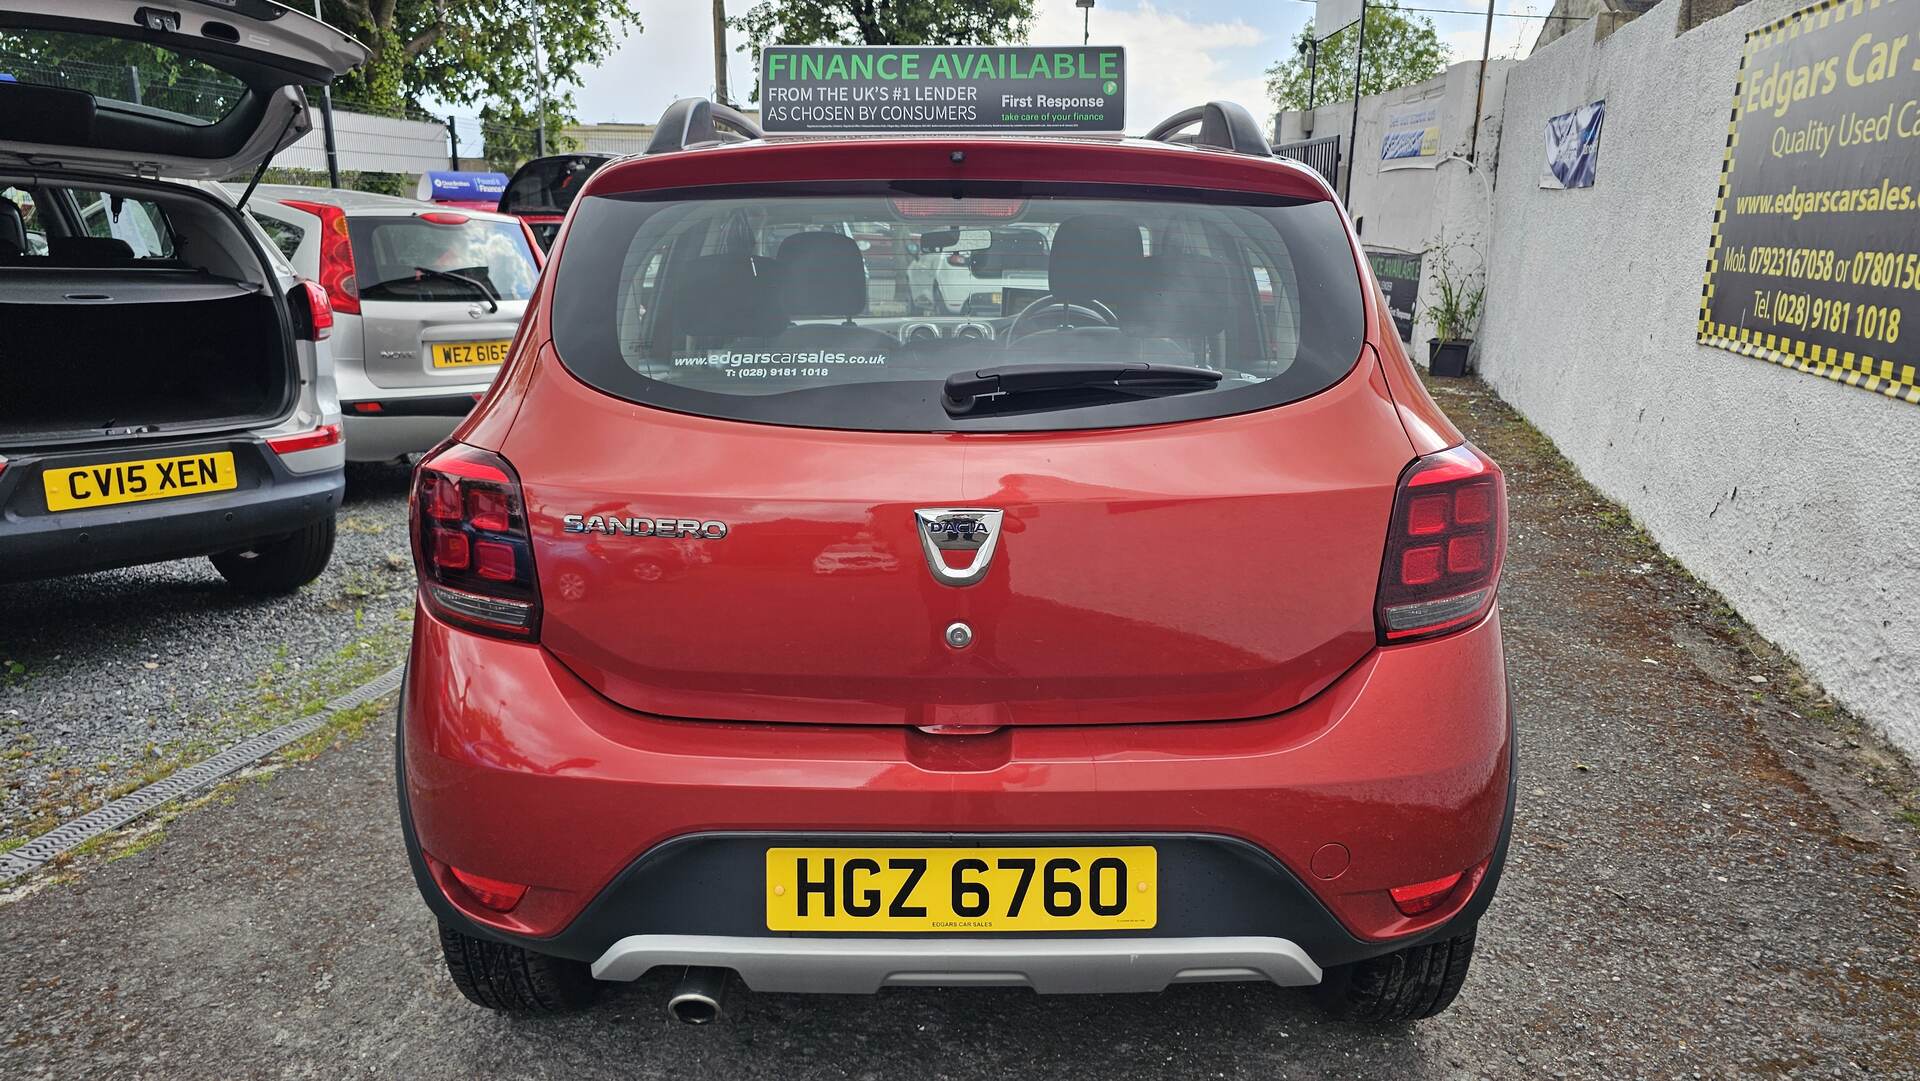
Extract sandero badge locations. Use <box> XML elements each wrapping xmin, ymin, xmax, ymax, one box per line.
<box><xmin>915</xmin><ymin>508</ymin><xmax>1002</xmax><ymax>586</ymax></box>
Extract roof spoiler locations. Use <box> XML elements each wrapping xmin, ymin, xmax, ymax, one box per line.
<box><xmin>1143</xmin><ymin>101</ymin><xmax>1272</xmax><ymax>157</ymax></box>
<box><xmin>647</xmin><ymin>98</ymin><xmax>765</xmax><ymax>155</ymax></box>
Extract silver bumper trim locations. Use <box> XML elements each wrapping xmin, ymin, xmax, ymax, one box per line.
<box><xmin>589</xmin><ymin>935</ymin><xmax>1323</xmax><ymax>994</ymax></box>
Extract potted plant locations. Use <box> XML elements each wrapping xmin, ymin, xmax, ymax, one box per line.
<box><xmin>1421</xmin><ymin>251</ymin><xmax>1485</xmax><ymax>377</ymax></box>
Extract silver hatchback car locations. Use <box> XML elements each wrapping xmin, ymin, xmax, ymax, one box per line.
<box><xmin>242</xmin><ymin>188</ymin><xmax>542</xmax><ymax>461</ymax></box>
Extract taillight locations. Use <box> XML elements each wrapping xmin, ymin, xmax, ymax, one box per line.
<box><xmin>282</xmin><ymin>200</ymin><xmax>359</xmax><ymax>315</ymax></box>
<box><xmin>267</xmin><ymin>422</ymin><xmax>342</xmax><ymax>455</ymax></box>
<box><xmin>1376</xmin><ymin>444</ymin><xmax>1506</xmax><ymax>643</ymax></box>
<box><xmin>287</xmin><ymin>279</ymin><xmax>333</xmax><ymax>341</ymax></box>
<box><xmin>946</xmin><ymin>252</ymin><xmax>971</xmax><ymax>267</ymax></box>
<box><xmin>411</xmin><ymin>443</ymin><xmax>540</xmax><ymax>640</ymax></box>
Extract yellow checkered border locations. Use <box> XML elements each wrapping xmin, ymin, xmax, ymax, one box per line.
<box><xmin>1697</xmin><ymin>0</ymin><xmax>1919</xmax><ymax>406</ymax></box>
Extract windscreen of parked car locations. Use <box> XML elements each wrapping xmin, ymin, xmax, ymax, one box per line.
<box><xmin>549</xmin><ymin>183</ymin><xmax>1365</xmax><ymax>432</ymax></box>
<box><xmin>349</xmin><ymin>216</ymin><xmax>540</xmax><ymax>304</ymax></box>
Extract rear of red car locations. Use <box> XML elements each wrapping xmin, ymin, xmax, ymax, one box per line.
<box><xmin>400</xmin><ymin>107</ymin><xmax>1513</xmax><ymax>1023</ymax></box>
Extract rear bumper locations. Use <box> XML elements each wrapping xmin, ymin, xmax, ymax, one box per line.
<box><xmin>343</xmin><ymin>413</ymin><xmax>463</xmax><ymax>462</ymax></box>
<box><xmin>400</xmin><ymin>606</ymin><xmax>1513</xmax><ymax>983</ymax></box>
<box><xmin>0</xmin><ymin>438</ymin><xmax>342</xmax><ymax>582</ymax></box>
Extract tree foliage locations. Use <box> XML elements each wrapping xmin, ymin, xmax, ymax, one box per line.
<box><xmin>319</xmin><ymin>0</ymin><xmax>643</xmax><ymax>117</ymax></box>
<box><xmin>1266</xmin><ymin>2</ymin><xmax>1446</xmax><ymax>112</ymax></box>
<box><xmin>732</xmin><ymin>0</ymin><xmax>1034</xmax><ymax>79</ymax></box>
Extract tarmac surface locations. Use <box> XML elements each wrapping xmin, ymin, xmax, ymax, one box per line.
<box><xmin>3</xmin><ymin>380</ymin><xmax>1917</xmax><ymax>1079</ymax></box>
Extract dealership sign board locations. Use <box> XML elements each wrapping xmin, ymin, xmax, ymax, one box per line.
<box><xmin>759</xmin><ymin>46</ymin><xmax>1125</xmax><ymax>133</ymax></box>
<box><xmin>1698</xmin><ymin>0</ymin><xmax>1920</xmax><ymax>404</ymax></box>
<box><xmin>1380</xmin><ymin>100</ymin><xmax>1442</xmax><ymax>170</ymax></box>
<box><xmin>1366</xmin><ymin>249</ymin><xmax>1424</xmax><ymax>341</ymax></box>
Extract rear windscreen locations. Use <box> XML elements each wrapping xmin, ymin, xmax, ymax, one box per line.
<box><xmin>0</xmin><ymin>29</ymin><xmax>246</xmax><ymax>125</ymax></box>
<box><xmin>348</xmin><ymin>217</ymin><xmax>540</xmax><ymax>305</ymax></box>
<box><xmin>550</xmin><ymin>183</ymin><xmax>1366</xmax><ymax>432</ymax></box>
<box><xmin>499</xmin><ymin>156</ymin><xmax>609</xmax><ymax>215</ymax></box>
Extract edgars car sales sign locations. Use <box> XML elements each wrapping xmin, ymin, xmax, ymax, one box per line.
<box><xmin>1699</xmin><ymin>0</ymin><xmax>1920</xmax><ymax>404</ymax></box>
<box><xmin>760</xmin><ymin>45</ymin><xmax>1125</xmax><ymax>133</ymax></box>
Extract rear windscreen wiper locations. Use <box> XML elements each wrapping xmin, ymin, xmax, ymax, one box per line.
<box><xmin>942</xmin><ymin>363</ymin><xmax>1223</xmax><ymax>415</ymax></box>
<box><xmin>409</xmin><ymin>266</ymin><xmax>500</xmax><ymax>312</ymax></box>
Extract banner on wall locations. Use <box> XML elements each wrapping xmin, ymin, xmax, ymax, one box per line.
<box><xmin>1697</xmin><ymin>0</ymin><xmax>1920</xmax><ymax>405</ymax></box>
<box><xmin>1541</xmin><ymin>100</ymin><xmax>1604</xmax><ymax>189</ymax></box>
<box><xmin>1366</xmin><ymin>249</ymin><xmax>1424</xmax><ymax>341</ymax></box>
<box><xmin>1379</xmin><ymin>100</ymin><xmax>1442</xmax><ymax>170</ymax></box>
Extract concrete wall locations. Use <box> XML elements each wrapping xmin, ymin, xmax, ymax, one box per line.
<box><xmin>1278</xmin><ymin>60</ymin><xmax>1514</xmax><ymax>354</ymax></box>
<box><xmin>1477</xmin><ymin>0</ymin><xmax>1920</xmax><ymax>754</ymax></box>
<box><xmin>276</xmin><ymin>108</ymin><xmax>449</xmax><ymax>176</ymax></box>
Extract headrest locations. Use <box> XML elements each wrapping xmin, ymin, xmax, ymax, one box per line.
<box><xmin>0</xmin><ymin>198</ymin><xmax>25</xmax><ymax>257</ymax></box>
<box><xmin>775</xmin><ymin>231</ymin><xmax>868</xmax><ymax>320</ymax></box>
<box><xmin>666</xmin><ymin>253</ymin><xmax>782</xmax><ymax>339</ymax></box>
<box><xmin>48</xmin><ymin>235</ymin><xmax>136</xmax><ymax>267</ymax></box>
<box><xmin>1130</xmin><ymin>251</ymin><xmax>1234</xmax><ymax>338</ymax></box>
<box><xmin>1049</xmin><ymin>215</ymin><xmax>1145</xmax><ymax>308</ymax></box>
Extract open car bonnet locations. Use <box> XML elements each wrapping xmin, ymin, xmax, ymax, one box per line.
<box><xmin>0</xmin><ymin>0</ymin><xmax>368</xmax><ymax>180</ymax></box>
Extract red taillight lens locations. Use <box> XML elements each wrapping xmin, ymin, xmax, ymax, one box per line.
<box><xmin>287</xmin><ymin>279</ymin><xmax>333</xmax><ymax>341</ymax></box>
<box><xmin>411</xmin><ymin>443</ymin><xmax>540</xmax><ymax>640</ymax></box>
<box><xmin>267</xmin><ymin>422</ymin><xmax>342</xmax><ymax>455</ymax></box>
<box><xmin>1376</xmin><ymin>444</ymin><xmax>1506</xmax><ymax>643</ymax></box>
<box><xmin>946</xmin><ymin>252</ymin><xmax>971</xmax><ymax>267</ymax></box>
<box><xmin>282</xmin><ymin>200</ymin><xmax>359</xmax><ymax>315</ymax></box>
<box><xmin>447</xmin><ymin>865</ymin><xmax>528</xmax><ymax>913</ymax></box>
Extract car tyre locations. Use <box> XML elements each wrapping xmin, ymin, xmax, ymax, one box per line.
<box><xmin>438</xmin><ymin>921</ymin><xmax>601</xmax><ymax>1013</ymax></box>
<box><xmin>1312</xmin><ymin>926</ymin><xmax>1477</xmax><ymax>1022</ymax></box>
<box><xmin>209</xmin><ymin>516</ymin><xmax>336</xmax><ymax>594</ymax></box>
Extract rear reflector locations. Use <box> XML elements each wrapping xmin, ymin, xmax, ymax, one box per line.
<box><xmin>267</xmin><ymin>422</ymin><xmax>342</xmax><ymax>455</ymax></box>
<box><xmin>1389</xmin><ymin>870</ymin><xmax>1467</xmax><ymax>917</ymax></box>
<box><xmin>1376</xmin><ymin>444</ymin><xmax>1506</xmax><ymax>643</ymax></box>
<box><xmin>412</xmin><ymin>443</ymin><xmax>541</xmax><ymax>640</ymax></box>
<box><xmin>447</xmin><ymin>865</ymin><xmax>528</xmax><ymax>912</ymax></box>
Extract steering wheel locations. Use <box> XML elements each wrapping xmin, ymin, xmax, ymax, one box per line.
<box><xmin>1005</xmin><ymin>294</ymin><xmax>1119</xmax><ymax>342</ymax></box>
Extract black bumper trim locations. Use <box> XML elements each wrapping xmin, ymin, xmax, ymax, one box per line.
<box><xmin>397</xmin><ymin>684</ymin><xmax>1518</xmax><ymax>973</ymax></box>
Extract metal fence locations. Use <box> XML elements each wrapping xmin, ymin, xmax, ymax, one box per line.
<box><xmin>0</xmin><ymin>54</ymin><xmax>243</xmax><ymax>120</ymax></box>
<box><xmin>1275</xmin><ymin>135</ymin><xmax>1342</xmax><ymax>188</ymax></box>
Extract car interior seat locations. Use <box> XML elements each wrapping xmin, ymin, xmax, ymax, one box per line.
<box><xmin>770</xmin><ymin>231</ymin><xmax>896</xmax><ymax>357</ymax></box>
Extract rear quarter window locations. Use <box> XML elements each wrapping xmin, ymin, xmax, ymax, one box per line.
<box><xmin>548</xmin><ymin>181</ymin><xmax>1366</xmax><ymax>433</ymax></box>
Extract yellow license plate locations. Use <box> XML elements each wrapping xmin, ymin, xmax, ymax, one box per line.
<box><xmin>431</xmin><ymin>340</ymin><xmax>512</xmax><ymax>368</ymax></box>
<box><xmin>42</xmin><ymin>450</ymin><xmax>237</xmax><ymax>512</ymax></box>
<box><xmin>765</xmin><ymin>846</ymin><xmax>1157</xmax><ymax>932</ymax></box>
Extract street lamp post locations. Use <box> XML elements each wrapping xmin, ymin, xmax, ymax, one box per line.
<box><xmin>1077</xmin><ymin>0</ymin><xmax>1094</xmax><ymax>46</ymax></box>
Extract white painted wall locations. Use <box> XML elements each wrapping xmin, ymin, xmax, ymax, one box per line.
<box><xmin>275</xmin><ymin>108</ymin><xmax>449</xmax><ymax>176</ymax></box>
<box><xmin>1279</xmin><ymin>60</ymin><xmax>1514</xmax><ymax>357</ymax></box>
<box><xmin>1477</xmin><ymin>0</ymin><xmax>1920</xmax><ymax>754</ymax></box>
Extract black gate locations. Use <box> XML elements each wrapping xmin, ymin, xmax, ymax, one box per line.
<box><xmin>1274</xmin><ymin>135</ymin><xmax>1342</xmax><ymax>188</ymax></box>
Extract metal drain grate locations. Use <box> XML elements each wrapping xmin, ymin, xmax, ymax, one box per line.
<box><xmin>0</xmin><ymin>664</ymin><xmax>405</xmax><ymax>885</ymax></box>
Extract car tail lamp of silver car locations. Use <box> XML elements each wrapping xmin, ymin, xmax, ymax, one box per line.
<box><xmin>287</xmin><ymin>279</ymin><xmax>333</xmax><ymax>341</ymax></box>
<box><xmin>280</xmin><ymin>200</ymin><xmax>361</xmax><ymax>315</ymax></box>
<box><xmin>1376</xmin><ymin>444</ymin><xmax>1507</xmax><ymax>643</ymax></box>
<box><xmin>412</xmin><ymin>443</ymin><xmax>541</xmax><ymax>640</ymax></box>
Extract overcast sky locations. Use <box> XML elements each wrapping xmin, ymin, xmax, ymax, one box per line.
<box><xmin>563</xmin><ymin>0</ymin><xmax>1550</xmax><ymax>133</ymax></box>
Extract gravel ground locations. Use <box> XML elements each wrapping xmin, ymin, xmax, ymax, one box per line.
<box><xmin>0</xmin><ymin>462</ymin><xmax>417</xmax><ymax>839</ymax></box>
<box><xmin>2</xmin><ymin>380</ymin><xmax>1919</xmax><ymax>1079</ymax></box>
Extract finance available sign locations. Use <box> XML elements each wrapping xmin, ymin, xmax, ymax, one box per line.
<box><xmin>759</xmin><ymin>45</ymin><xmax>1125</xmax><ymax>133</ymax></box>
<box><xmin>1698</xmin><ymin>0</ymin><xmax>1920</xmax><ymax>405</ymax></box>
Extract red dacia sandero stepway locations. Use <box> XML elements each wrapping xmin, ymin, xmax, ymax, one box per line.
<box><xmin>401</xmin><ymin>97</ymin><xmax>1513</xmax><ymax>1024</ymax></box>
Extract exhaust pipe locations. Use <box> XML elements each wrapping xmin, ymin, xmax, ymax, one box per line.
<box><xmin>666</xmin><ymin>966</ymin><xmax>730</xmax><ymax>1024</ymax></box>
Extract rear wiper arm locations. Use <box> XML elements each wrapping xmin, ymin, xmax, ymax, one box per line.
<box><xmin>942</xmin><ymin>363</ymin><xmax>1223</xmax><ymax>415</ymax></box>
<box><xmin>411</xmin><ymin>266</ymin><xmax>499</xmax><ymax>312</ymax></box>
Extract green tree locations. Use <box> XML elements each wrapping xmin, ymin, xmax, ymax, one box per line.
<box><xmin>1266</xmin><ymin>2</ymin><xmax>1446</xmax><ymax>112</ymax></box>
<box><xmin>320</xmin><ymin>0</ymin><xmax>642</xmax><ymax>117</ymax></box>
<box><xmin>477</xmin><ymin>97</ymin><xmax>581</xmax><ymax>173</ymax></box>
<box><xmin>732</xmin><ymin>0</ymin><xmax>1034</xmax><ymax>83</ymax></box>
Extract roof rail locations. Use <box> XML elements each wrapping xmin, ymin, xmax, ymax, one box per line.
<box><xmin>1143</xmin><ymin>101</ymin><xmax>1272</xmax><ymax>157</ymax></box>
<box><xmin>646</xmin><ymin>98</ymin><xmax>764</xmax><ymax>155</ymax></box>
